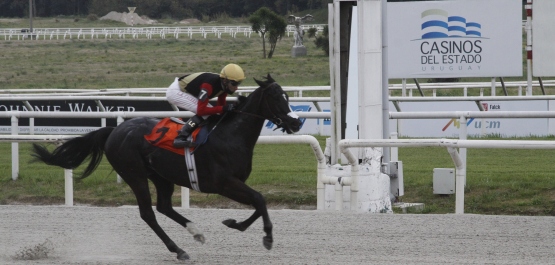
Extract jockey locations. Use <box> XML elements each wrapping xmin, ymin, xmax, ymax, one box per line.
<box><xmin>167</xmin><ymin>63</ymin><xmax>246</xmax><ymax>148</ymax></box>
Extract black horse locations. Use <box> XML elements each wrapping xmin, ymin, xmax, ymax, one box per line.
<box><xmin>31</xmin><ymin>74</ymin><xmax>302</xmax><ymax>260</ymax></box>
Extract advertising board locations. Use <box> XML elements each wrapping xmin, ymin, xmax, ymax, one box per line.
<box><xmin>392</xmin><ymin>101</ymin><xmax>550</xmax><ymax>138</ymax></box>
<box><xmin>387</xmin><ymin>0</ymin><xmax>522</xmax><ymax>78</ymax></box>
<box><xmin>0</xmin><ymin>99</ymin><xmax>332</xmax><ymax>136</ymax></box>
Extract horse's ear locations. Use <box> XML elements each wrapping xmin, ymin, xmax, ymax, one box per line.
<box><xmin>254</xmin><ymin>78</ymin><xmax>265</xmax><ymax>87</ymax></box>
<box><xmin>266</xmin><ymin>73</ymin><xmax>275</xmax><ymax>83</ymax></box>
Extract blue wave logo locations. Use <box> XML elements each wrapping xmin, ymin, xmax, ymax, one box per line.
<box><xmin>421</xmin><ymin>9</ymin><xmax>481</xmax><ymax>39</ymax></box>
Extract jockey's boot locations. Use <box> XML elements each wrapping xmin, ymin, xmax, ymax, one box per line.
<box><xmin>173</xmin><ymin>115</ymin><xmax>204</xmax><ymax>148</ymax></box>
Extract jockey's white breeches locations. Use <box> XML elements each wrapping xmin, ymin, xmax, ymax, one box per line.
<box><xmin>166</xmin><ymin>77</ymin><xmax>211</xmax><ymax>119</ymax></box>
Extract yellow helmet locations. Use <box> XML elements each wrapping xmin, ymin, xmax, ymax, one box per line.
<box><xmin>220</xmin><ymin>64</ymin><xmax>246</xmax><ymax>82</ymax></box>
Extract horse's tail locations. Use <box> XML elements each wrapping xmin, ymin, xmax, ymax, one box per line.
<box><xmin>32</xmin><ymin>127</ymin><xmax>115</xmax><ymax>179</ymax></box>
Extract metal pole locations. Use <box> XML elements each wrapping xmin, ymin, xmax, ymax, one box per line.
<box><xmin>11</xmin><ymin>116</ymin><xmax>19</xmax><ymax>180</ymax></box>
<box><xmin>29</xmin><ymin>0</ymin><xmax>33</xmax><ymax>32</ymax></box>
<box><xmin>447</xmin><ymin>147</ymin><xmax>465</xmax><ymax>214</ymax></box>
<box><xmin>526</xmin><ymin>0</ymin><xmax>533</xmax><ymax>94</ymax></box>
<box><xmin>490</xmin><ymin>77</ymin><xmax>496</xmax><ymax>96</ymax></box>
<box><xmin>65</xmin><ymin>169</ymin><xmax>73</xmax><ymax>206</ymax></box>
<box><xmin>382</xmin><ymin>0</ymin><xmax>390</xmax><ymax>174</ymax></box>
<box><xmin>413</xmin><ymin>78</ymin><xmax>424</xmax><ymax>96</ymax></box>
<box><xmin>332</xmin><ymin>1</ymin><xmax>342</xmax><ymax>164</ymax></box>
<box><xmin>181</xmin><ymin>187</ymin><xmax>190</xmax><ymax>208</ymax></box>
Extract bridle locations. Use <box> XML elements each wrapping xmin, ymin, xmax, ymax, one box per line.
<box><xmin>233</xmin><ymin>82</ymin><xmax>287</xmax><ymax>128</ymax></box>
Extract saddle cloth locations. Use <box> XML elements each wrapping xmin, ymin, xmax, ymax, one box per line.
<box><xmin>144</xmin><ymin>117</ymin><xmax>209</xmax><ymax>155</ymax></box>
<box><xmin>144</xmin><ymin>117</ymin><xmax>206</xmax><ymax>191</ymax></box>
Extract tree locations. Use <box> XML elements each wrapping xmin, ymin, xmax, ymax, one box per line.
<box><xmin>248</xmin><ymin>7</ymin><xmax>287</xmax><ymax>59</ymax></box>
<box><xmin>314</xmin><ymin>25</ymin><xmax>328</xmax><ymax>55</ymax></box>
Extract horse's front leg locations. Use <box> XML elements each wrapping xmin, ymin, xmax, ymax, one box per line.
<box><xmin>219</xmin><ymin>180</ymin><xmax>273</xmax><ymax>250</ymax></box>
<box><xmin>151</xmin><ymin>176</ymin><xmax>206</xmax><ymax>244</ymax></box>
<box><xmin>131</xmin><ymin>184</ymin><xmax>191</xmax><ymax>260</ymax></box>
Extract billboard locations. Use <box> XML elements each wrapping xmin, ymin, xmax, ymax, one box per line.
<box><xmin>0</xmin><ymin>99</ymin><xmax>332</xmax><ymax>136</ymax></box>
<box><xmin>0</xmin><ymin>99</ymin><xmax>174</xmax><ymax>134</ymax></box>
<box><xmin>387</xmin><ymin>0</ymin><xmax>522</xmax><ymax>78</ymax></box>
<box><xmin>391</xmin><ymin>101</ymin><xmax>550</xmax><ymax>138</ymax></box>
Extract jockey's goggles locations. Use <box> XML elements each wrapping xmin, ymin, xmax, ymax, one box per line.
<box><xmin>229</xmin><ymin>80</ymin><xmax>241</xmax><ymax>86</ymax></box>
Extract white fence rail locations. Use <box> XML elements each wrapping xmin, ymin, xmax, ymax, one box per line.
<box><xmin>0</xmin><ymin>24</ymin><xmax>326</xmax><ymax>41</ymax></box>
<box><xmin>0</xmin><ymin>110</ymin><xmax>329</xmax><ymax>120</ymax></box>
<box><xmin>0</xmin><ymin>86</ymin><xmax>330</xmax><ymax>99</ymax></box>
<box><xmin>338</xmin><ymin>138</ymin><xmax>555</xmax><ymax>214</ymax></box>
<box><xmin>3</xmin><ymin>21</ymin><xmax>527</xmax><ymax>41</ymax></box>
<box><xmin>390</xmin><ymin>110</ymin><xmax>555</xmax><ymax>119</ymax></box>
<box><xmin>0</xmin><ymin>133</ymin><xmax>324</xmax><ymax>208</ymax></box>
<box><xmin>391</xmin><ymin>79</ymin><xmax>555</xmax><ymax>97</ymax></box>
<box><xmin>2</xmin><ymin>110</ymin><xmax>328</xmax><ymax>180</ymax></box>
<box><xmin>0</xmin><ymin>95</ymin><xmax>331</xmax><ymax>105</ymax></box>
<box><xmin>1</xmin><ymin>79</ymin><xmax>554</xmax><ymax>98</ymax></box>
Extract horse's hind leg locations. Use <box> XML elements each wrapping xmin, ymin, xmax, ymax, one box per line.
<box><xmin>150</xmin><ymin>176</ymin><xmax>205</xmax><ymax>244</ymax></box>
<box><xmin>218</xmin><ymin>178</ymin><xmax>273</xmax><ymax>250</ymax></box>
<box><xmin>123</xmin><ymin>175</ymin><xmax>190</xmax><ymax>260</ymax></box>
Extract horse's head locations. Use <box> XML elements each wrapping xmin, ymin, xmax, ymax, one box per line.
<box><xmin>243</xmin><ymin>74</ymin><xmax>302</xmax><ymax>134</ymax></box>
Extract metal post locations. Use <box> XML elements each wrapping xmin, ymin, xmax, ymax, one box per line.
<box><xmin>447</xmin><ymin>147</ymin><xmax>465</xmax><ymax>214</ymax></box>
<box><xmin>526</xmin><ymin>1</ymin><xmax>533</xmax><ymax>94</ymax></box>
<box><xmin>29</xmin><ymin>0</ymin><xmax>33</xmax><ymax>33</ymax></box>
<box><xmin>181</xmin><ymin>187</ymin><xmax>189</xmax><ymax>208</ymax></box>
<box><xmin>382</xmin><ymin>0</ymin><xmax>390</xmax><ymax>175</ymax></box>
<box><xmin>116</xmin><ymin>115</ymin><xmax>124</xmax><ymax>183</ymax></box>
<box><xmin>11</xmin><ymin>116</ymin><xmax>19</xmax><ymax>180</ymax></box>
<box><xmin>459</xmin><ymin>115</ymin><xmax>467</xmax><ymax>186</ymax></box>
<box><xmin>491</xmin><ymin>77</ymin><xmax>496</xmax><ymax>96</ymax></box>
<box><xmin>65</xmin><ymin>169</ymin><xmax>73</xmax><ymax>206</ymax></box>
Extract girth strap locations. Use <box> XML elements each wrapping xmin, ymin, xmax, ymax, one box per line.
<box><xmin>184</xmin><ymin>141</ymin><xmax>201</xmax><ymax>192</ymax></box>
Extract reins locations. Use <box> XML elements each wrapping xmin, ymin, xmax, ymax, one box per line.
<box><xmin>191</xmin><ymin>111</ymin><xmax>229</xmax><ymax>154</ymax></box>
<box><xmin>194</xmin><ymin>80</ymin><xmax>287</xmax><ymax>154</ymax></box>
<box><xmin>232</xmin><ymin>82</ymin><xmax>285</xmax><ymax>127</ymax></box>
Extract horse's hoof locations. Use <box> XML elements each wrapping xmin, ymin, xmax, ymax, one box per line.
<box><xmin>223</xmin><ymin>219</ymin><xmax>248</xmax><ymax>232</ymax></box>
<box><xmin>222</xmin><ymin>219</ymin><xmax>238</xmax><ymax>228</ymax></box>
<box><xmin>177</xmin><ymin>251</ymin><xmax>190</xmax><ymax>260</ymax></box>
<box><xmin>263</xmin><ymin>236</ymin><xmax>273</xmax><ymax>250</ymax></box>
<box><xmin>186</xmin><ymin>222</ymin><xmax>205</xmax><ymax>244</ymax></box>
<box><xmin>222</xmin><ymin>219</ymin><xmax>236</xmax><ymax>227</ymax></box>
<box><xmin>194</xmin><ymin>234</ymin><xmax>206</xmax><ymax>244</ymax></box>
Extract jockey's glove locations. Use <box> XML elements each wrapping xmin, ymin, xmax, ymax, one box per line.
<box><xmin>223</xmin><ymin>103</ymin><xmax>235</xmax><ymax>112</ymax></box>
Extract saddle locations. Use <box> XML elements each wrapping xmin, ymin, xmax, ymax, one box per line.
<box><xmin>144</xmin><ymin>117</ymin><xmax>209</xmax><ymax>155</ymax></box>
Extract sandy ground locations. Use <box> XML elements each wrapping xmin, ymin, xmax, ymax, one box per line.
<box><xmin>100</xmin><ymin>11</ymin><xmax>157</xmax><ymax>25</ymax></box>
<box><xmin>1</xmin><ymin>205</ymin><xmax>554</xmax><ymax>265</ymax></box>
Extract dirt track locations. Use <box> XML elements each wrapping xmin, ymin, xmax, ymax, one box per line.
<box><xmin>1</xmin><ymin>205</ymin><xmax>554</xmax><ymax>265</ymax></box>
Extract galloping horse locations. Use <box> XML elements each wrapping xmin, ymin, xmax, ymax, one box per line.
<box><xmin>32</xmin><ymin>74</ymin><xmax>302</xmax><ymax>260</ymax></box>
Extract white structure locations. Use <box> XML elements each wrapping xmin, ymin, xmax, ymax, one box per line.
<box><xmin>327</xmin><ymin>0</ymin><xmax>391</xmax><ymax>213</ymax></box>
<box><xmin>531</xmin><ymin>0</ymin><xmax>555</xmax><ymax>77</ymax></box>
